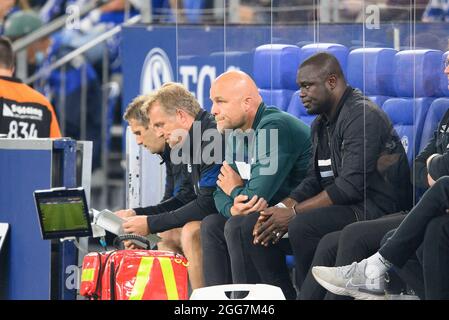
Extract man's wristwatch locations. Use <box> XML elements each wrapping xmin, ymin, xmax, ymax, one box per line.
<box><xmin>275</xmin><ymin>202</ymin><xmax>287</xmax><ymax>208</ymax></box>
<box><xmin>292</xmin><ymin>204</ymin><xmax>298</xmax><ymax>215</ymax></box>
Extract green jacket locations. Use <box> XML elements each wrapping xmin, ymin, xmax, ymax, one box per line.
<box><xmin>214</xmin><ymin>103</ymin><xmax>312</xmax><ymax>218</ymax></box>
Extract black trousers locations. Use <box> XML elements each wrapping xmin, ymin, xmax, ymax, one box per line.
<box><xmin>201</xmin><ymin>213</ymin><xmax>295</xmax><ymax>299</ymax></box>
<box><xmin>421</xmin><ymin>214</ymin><xmax>449</xmax><ymax>299</ymax></box>
<box><xmin>298</xmin><ymin>213</ymin><xmax>406</xmax><ymax>300</ymax></box>
<box><xmin>385</xmin><ymin>214</ymin><xmax>449</xmax><ymax>300</ymax></box>
<box><xmin>380</xmin><ymin>229</ymin><xmax>425</xmax><ymax>299</ymax></box>
<box><xmin>380</xmin><ymin>176</ymin><xmax>449</xmax><ymax>268</ymax></box>
<box><xmin>201</xmin><ymin>214</ymin><xmax>233</xmax><ymax>286</ymax></box>
<box><xmin>288</xmin><ymin>205</ymin><xmax>359</xmax><ymax>289</ymax></box>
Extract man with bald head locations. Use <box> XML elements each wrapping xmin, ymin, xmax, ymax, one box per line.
<box><xmin>201</xmin><ymin>70</ymin><xmax>311</xmax><ymax>298</ymax></box>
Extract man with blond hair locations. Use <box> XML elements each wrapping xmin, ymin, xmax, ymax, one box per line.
<box><xmin>118</xmin><ymin>83</ymin><xmax>224</xmax><ymax>289</ymax></box>
<box><xmin>117</xmin><ymin>94</ymin><xmax>196</xmax><ymax>269</ymax></box>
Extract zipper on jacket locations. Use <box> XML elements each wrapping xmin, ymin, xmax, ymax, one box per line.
<box><xmin>351</xmin><ymin>206</ymin><xmax>361</xmax><ymax>222</ymax></box>
<box><xmin>193</xmin><ymin>168</ymin><xmax>199</xmax><ymax>195</ymax></box>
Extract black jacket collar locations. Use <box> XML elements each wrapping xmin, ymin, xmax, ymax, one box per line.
<box><xmin>0</xmin><ymin>75</ymin><xmax>22</xmax><ymax>83</ymax></box>
<box><xmin>324</xmin><ymin>86</ymin><xmax>353</xmax><ymax>124</ymax></box>
<box><xmin>159</xmin><ymin>144</ymin><xmax>171</xmax><ymax>165</ymax></box>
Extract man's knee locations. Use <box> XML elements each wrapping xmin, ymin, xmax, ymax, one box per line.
<box><xmin>201</xmin><ymin>214</ymin><xmax>226</xmax><ymax>240</ymax></box>
<box><xmin>310</xmin><ymin>231</ymin><xmax>340</xmax><ymax>268</ymax></box>
<box><xmin>224</xmin><ymin>213</ymin><xmax>259</xmax><ymax>242</ymax></box>
<box><xmin>338</xmin><ymin>221</ymin><xmax>368</xmax><ymax>247</ymax></box>
<box><xmin>158</xmin><ymin>228</ymin><xmax>182</xmax><ymax>250</ymax></box>
<box><xmin>181</xmin><ymin>221</ymin><xmax>201</xmax><ymax>250</ymax></box>
<box><xmin>288</xmin><ymin>212</ymin><xmax>313</xmax><ymax>244</ymax></box>
<box><xmin>159</xmin><ymin>228</ymin><xmax>181</xmax><ymax>243</ymax></box>
<box><xmin>316</xmin><ymin>231</ymin><xmax>340</xmax><ymax>256</ymax></box>
<box><xmin>223</xmin><ymin>215</ymin><xmax>245</xmax><ymax>240</ymax></box>
<box><xmin>433</xmin><ymin>176</ymin><xmax>449</xmax><ymax>190</ymax></box>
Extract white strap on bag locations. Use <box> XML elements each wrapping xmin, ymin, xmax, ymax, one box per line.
<box><xmin>190</xmin><ymin>284</ymin><xmax>286</xmax><ymax>300</ymax></box>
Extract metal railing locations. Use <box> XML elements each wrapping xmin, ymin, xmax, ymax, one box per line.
<box><xmin>16</xmin><ymin>8</ymin><xmax>142</xmax><ymax>208</ymax></box>
<box><xmin>25</xmin><ymin>14</ymin><xmax>141</xmax><ymax>84</ymax></box>
<box><xmin>12</xmin><ymin>0</ymin><xmax>109</xmax><ymax>80</ymax></box>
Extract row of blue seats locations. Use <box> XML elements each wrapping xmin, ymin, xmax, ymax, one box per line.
<box><xmin>254</xmin><ymin>43</ymin><xmax>449</xmax><ymax>164</ymax></box>
<box><xmin>256</xmin><ymin>44</ymin><xmax>449</xmax><ymax>106</ymax></box>
<box><xmin>253</xmin><ymin>44</ymin><xmax>449</xmax><ymax>272</ymax></box>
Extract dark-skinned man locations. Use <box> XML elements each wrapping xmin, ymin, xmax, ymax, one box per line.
<box><xmin>232</xmin><ymin>52</ymin><xmax>412</xmax><ymax>299</ymax></box>
<box><xmin>310</xmin><ymin>51</ymin><xmax>449</xmax><ymax>301</ymax></box>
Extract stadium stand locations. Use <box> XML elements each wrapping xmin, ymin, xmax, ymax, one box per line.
<box><xmin>347</xmin><ymin>47</ymin><xmax>397</xmax><ymax>109</ymax></box>
<box><xmin>383</xmin><ymin>98</ymin><xmax>420</xmax><ymax>164</ymax></box>
<box><xmin>382</xmin><ymin>49</ymin><xmax>443</xmax><ymax>164</ymax></box>
<box><xmin>300</xmin><ymin>43</ymin><xmax>349</xmax><ymax>78</ymax></box>
<box><xmin>418</xmin><ymin>50</ymin><xmax>449</xmax><ymax>152</ymax></box>
<box><xmin>253</xmin><ymin>44</ymin><xmax>300</xmax><ymax>111</ymax></box>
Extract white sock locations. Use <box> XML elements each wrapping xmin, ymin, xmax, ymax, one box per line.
<box><xmin>364</xmin><ymin>252</ymin><xmax>392</xmax><ymax>279</ymax></box>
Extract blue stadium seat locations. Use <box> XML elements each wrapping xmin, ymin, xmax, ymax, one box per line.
<box><xmin>287</xmin><ymin>90</ymin><xmax>316</xmax><ymax>125</ymax></box>
<box><xmin>285</xmin><ymin>254</ymin><xmax>296</xmax><ymax>289</ymax></box>
<box><xmin>183</xmin><ymin>0</ymin><xmax>205</xmax><ymax>23</ymax></box>
<box><xmin>368</xmin><ymin>96</ymin><xmax>389</xmax><ymax>108</ymax></box>
<box><xmin>254</xmin><ymin>44</ymin><xmax>301</xmax><ymax>110</ymax></box>
<box><xmin>347</xmin><ymin>48</ymin><xmax>397</xmax><ymax>98</ymax></box>
<box><xmin>253</xmin><ymin>44</ymin><xmax>301</xmax><ymax>90</ymax></box>
<box><xmin>259</xmin><ymin>89</ymin><xmax>295</xmax><ymax>112</ymax></box>
<box><xmin>300</xmin><ymin>43</ymin><xmax>349</xmax><ymax>77</ymax></box>
<box><xmin>383</xmin><ymin>98</ymin><xmax>433</xmax><ymax>164</ymax></box>
<box><xmin>380</xmin><ymin>49</ymin><xmax>444</xmax><ymax>162</ymax></box>
<box><xmin>394</xmin><ymin>49</ymin><xmax>443</xmax><ymax>97</ymax></box>
<box><xmin>440</xmin><ymin>51</ymin><xmax>449</xmax><ymax>97</ymax></box>
<box><xmin>419</xmin><ymin>98</ymin><xmax>449</xmax><ymax>152</ymax></box>
<box><xmin>383</xmin><ymin>100</ymin><xmax>415</xmax><ymax>164</ymax></box>
<box><xmin>286</xmin><ymin>255</ymin><xmax>295</xmax><ymax>268</ymax></box>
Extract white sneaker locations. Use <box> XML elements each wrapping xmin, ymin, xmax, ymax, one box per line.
<box><xmin>312</xmin><ymin>260</ymin><xmax>386</xmax><ymax>300</ymax></box>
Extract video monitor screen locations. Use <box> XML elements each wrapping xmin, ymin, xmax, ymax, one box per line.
<box><xmin>34</xmin><ymin>188</ymin><xmax>92</xmax><ymax>239</ymax></box>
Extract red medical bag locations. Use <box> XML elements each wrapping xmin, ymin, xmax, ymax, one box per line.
<box><xmin>80</xmin><ymin>250</ymin><xmax>189</xmax><ymax>300</ymax></box>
